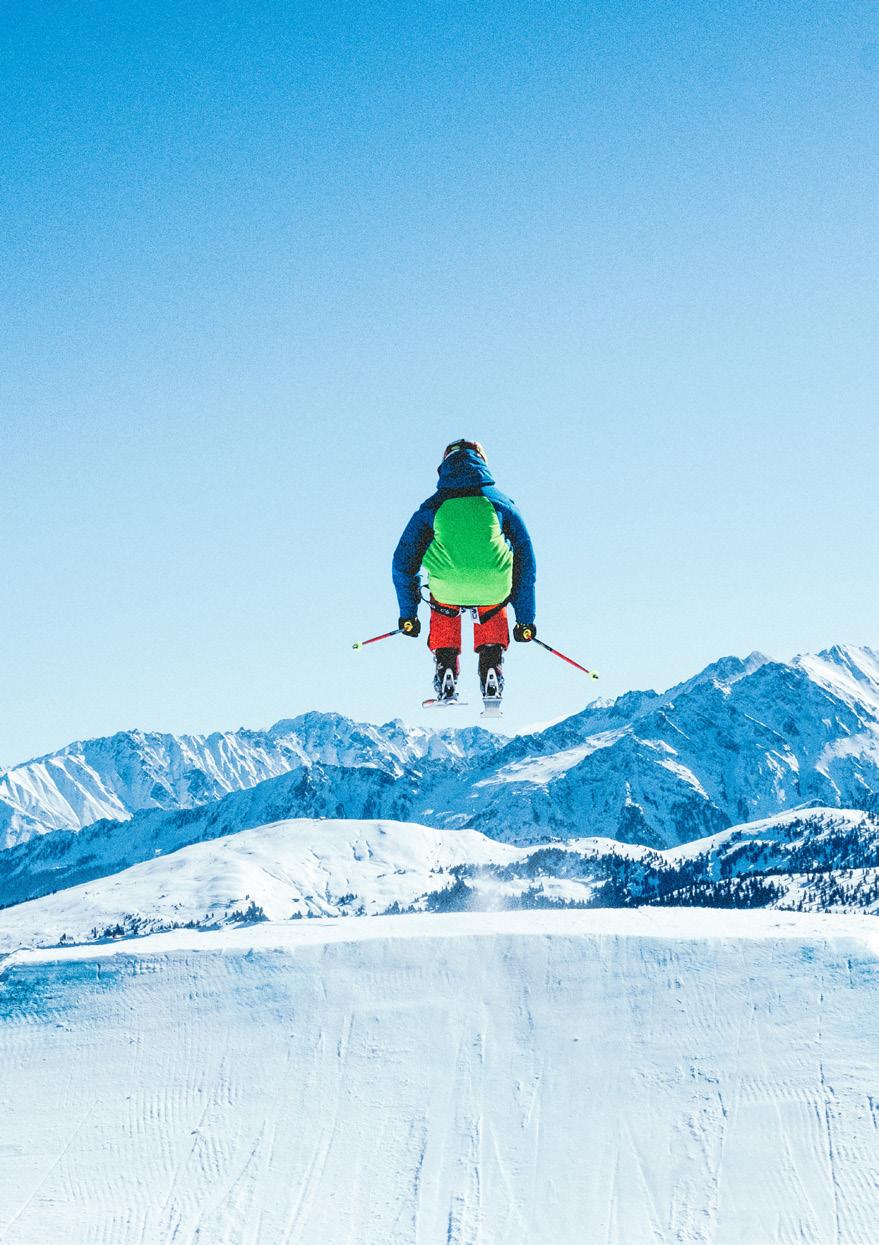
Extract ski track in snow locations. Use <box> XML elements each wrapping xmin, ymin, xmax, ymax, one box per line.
<box><xmin>1</xmin><ymin>911</ymin><xmax>878</xmax><ymax>1245</ymax></box>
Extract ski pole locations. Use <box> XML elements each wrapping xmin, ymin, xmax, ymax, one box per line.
<box><xmin>532</xmin><ymin>637</ymin><xmax>599</xmax><ymax>679</ymax></box>
<box><xmin>352</xmin><ymin>628</ymin><xmax>402</xmax><ymax>651</ymax></box>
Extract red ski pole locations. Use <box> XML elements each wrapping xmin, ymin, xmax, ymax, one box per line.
<box><xmin>532</xmin><ymin>636</ymin><xmax>599</xmax><ymax>679</ymax></box>
<box><xmin>352</xmin><ymin>628</ymin><xmax>402</xmax><ymax>651</ymax></box>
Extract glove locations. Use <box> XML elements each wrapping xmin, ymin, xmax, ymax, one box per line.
<box><xmin>398</xmin><ymin>616</ymin><xmax>421</xmax><ymax>638</ymax></box>
<box><xmin>513</xmin><ymin>622</ymin><xmax>536</xmax><ymax>643</ymax></box>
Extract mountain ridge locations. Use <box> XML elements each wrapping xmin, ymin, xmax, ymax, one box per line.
<box><xmin>0</xmin><ymin>714</ymin><xmax>506</xmax><ymax>849</ymax></box>
<box><xmin>2</xmin><ymin>644</ymin><xmax>878</xmax><ymax>869</ymax></box>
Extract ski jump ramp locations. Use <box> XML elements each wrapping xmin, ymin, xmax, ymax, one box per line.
<box><xmin>2</xmin><ymin>910</ymin><xmax>878</xmax><ymax>1244</ymax></box>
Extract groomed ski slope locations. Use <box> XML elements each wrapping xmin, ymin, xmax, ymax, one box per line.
<box><xmin>2</xmin><ymin>910</ymin><xmax>879</xmax><ymax>1245</ymax></box>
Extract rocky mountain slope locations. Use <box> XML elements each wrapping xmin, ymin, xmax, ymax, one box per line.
<box><xmin>436</xmin><ymin>644</ymin><xmax>879</xmax><ymax>846</ymax></box>
<box><xmin>0</xmin><ymin>713</ymin><xmax>504</xmax><ymax>849</ymax></box>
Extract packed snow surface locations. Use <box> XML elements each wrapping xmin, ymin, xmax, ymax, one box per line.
<box><xmin>2</xmin><ymin>910</ymin><xmax>879</xmax><ymax>1244</ymax></box>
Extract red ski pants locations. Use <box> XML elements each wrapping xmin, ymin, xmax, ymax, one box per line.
<box><xmin>428</xmin><ymin>601</ymin><xmax>510</xmax><ymax>653</ymax></box>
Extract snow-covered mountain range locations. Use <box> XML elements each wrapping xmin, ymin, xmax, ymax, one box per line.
<box><xmin>4</xmin><ymin>652</ymin><xmax>879</xmax><ymax>1245</ymax></box>
<box><xmin>447</xmin><ymin>643</ymin><xmax>879</xmax><ymax>846</ymax></box>
<box><xmin>2</xmin><ymin>643</ymin><xmax>878</xmax><ymax>935</ymax></box>
<box><xmin>4</xmin><ymin>644</ymin><xmax>878</xmax><ymax>852</ymax></box>
<box><xmin>0</xmin><ymin>713</ymin><xmax>503</xmax><ymax>849</ymax></box>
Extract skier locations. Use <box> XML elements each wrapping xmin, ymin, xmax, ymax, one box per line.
<box><xmin>392</xmin><ymin>439</ymin><xmax>537</xmax><ymax>712</ymax></box>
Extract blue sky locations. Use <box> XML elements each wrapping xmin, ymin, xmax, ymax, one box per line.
<box><xmin>2</xmin><ymin>0</ymin><xmax>877</xmax><ymax>766</ymax></box>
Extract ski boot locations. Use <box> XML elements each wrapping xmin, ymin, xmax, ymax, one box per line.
<box><xmin>478</xmin><ymin>644</ymin><xmax>504</xmax><ymax>718</ymax></box>
<box><xmin>423</xmin><ymin>648</ymin><xmax>465</xmax><ymax>708</ymax></box>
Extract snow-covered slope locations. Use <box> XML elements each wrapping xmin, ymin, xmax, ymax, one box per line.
<box><xmin>658</xmin><ymin>807</ymin><xmax>879</xmax><ymax>912</ymax></box>
<box><xmin>2</xmin><ymin>911</ymin><xmax>878</xmax><ymax>1245</ymax></box>
<box><xmin>4</xmin><ymin>809</ymin><xmax>879</xmax><ymax>955</ymax></box>
<box><xmin>0</xmin><ymin>762</ymin><xmax>421</xmax><ymax>909</ymax></box>
<box><xmin>0</xmin><ymin>820</ymin><xmax>521</xmax><ymax>951</ymax></box>
<box><xmin>0</xmin><ymin>714</ymin><xmax>505</xmax><ymax>848</ymax></box>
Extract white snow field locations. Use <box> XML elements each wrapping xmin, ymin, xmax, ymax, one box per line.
<box><xmin>0</xmin><ymin>819</ymin><xmax>524</xmax><ymax>950</ymax></box>
<box><xmin>2</xmin><ymin>910</ymin><xmax>879</xmax><ymax>1245</ymax></box>
<box><xmin>4</xmin><ymin>811</ymin><xmax>878</xmax><ymax>958</ymax></box>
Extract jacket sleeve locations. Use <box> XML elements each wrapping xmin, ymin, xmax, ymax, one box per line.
<box><xmin>502</xmin><ymin>504</ymin><xmax>537</xmax><ymax>623</ymax></box>
<box><xmin>392</xmin><ymin>505</ymin><xmax>434</xmax><ymax>617</ymax></box>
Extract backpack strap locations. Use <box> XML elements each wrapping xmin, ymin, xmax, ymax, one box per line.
<box><xmin>420</xmin><ymin>584</ymin><xmax>510</xmax><ymax>621</ymax></box>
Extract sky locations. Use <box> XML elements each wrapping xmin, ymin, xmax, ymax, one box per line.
<box><xmin>2</xmin><ymin>0</ymin><xmax>877</xmax><ymax>767</ymax></box>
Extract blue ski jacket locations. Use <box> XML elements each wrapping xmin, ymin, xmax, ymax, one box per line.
<box><xmin>392</xmin><ymin>449</ymin><xmax>537</xmax><ymax>623</ymax></box>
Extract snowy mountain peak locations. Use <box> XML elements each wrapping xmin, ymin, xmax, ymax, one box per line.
<box><xmin>428</xmin><ymin>642</ymin><xmax>879</xmax><ymax>849</ymax></box>
<box><xmin>815</xmin><ymin>643</ymin><xmax>879</xmax><ymax>692</ymax></box>
<box><xmin>664</xmin><ymin>650</ymin><xmax>771</xmax><ymax>702</ymax></box>
<box><xmin>793</xmin><ymin>644</ymin><xmax>879</xmax><ymax>716</ymax></box>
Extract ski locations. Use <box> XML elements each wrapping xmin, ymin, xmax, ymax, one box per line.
<box><xmin>479</xmin><ymin>667</ymin><xmax>503</xmax><ymax>717</ymax></box>
<box><xmin>422</xmin><ymin>696</ymin><xmax>470</xmax><ymax>709</ymax></box>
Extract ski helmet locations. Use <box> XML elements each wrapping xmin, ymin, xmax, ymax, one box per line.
<box><xmin>443</xmin><ymin>439</ymin><xmax>486</xmax><ymax>462</ymax></box>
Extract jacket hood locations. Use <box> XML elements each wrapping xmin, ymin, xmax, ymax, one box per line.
<box><xmin>436</xmin><ymin>448</ymin><xmax>496</xmax><ymax>491</ymax></box>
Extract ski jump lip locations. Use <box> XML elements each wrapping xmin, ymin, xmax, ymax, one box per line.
<box><xmin>6</xmin><ymin>907</ymin><xmax>879</xmax><ymax>969</ymax></box>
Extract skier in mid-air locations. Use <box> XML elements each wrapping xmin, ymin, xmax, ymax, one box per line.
<box><xmin>392</xmin><ymin>439</ymin><xmax>537</xmax><ymax>713</ymax></box>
